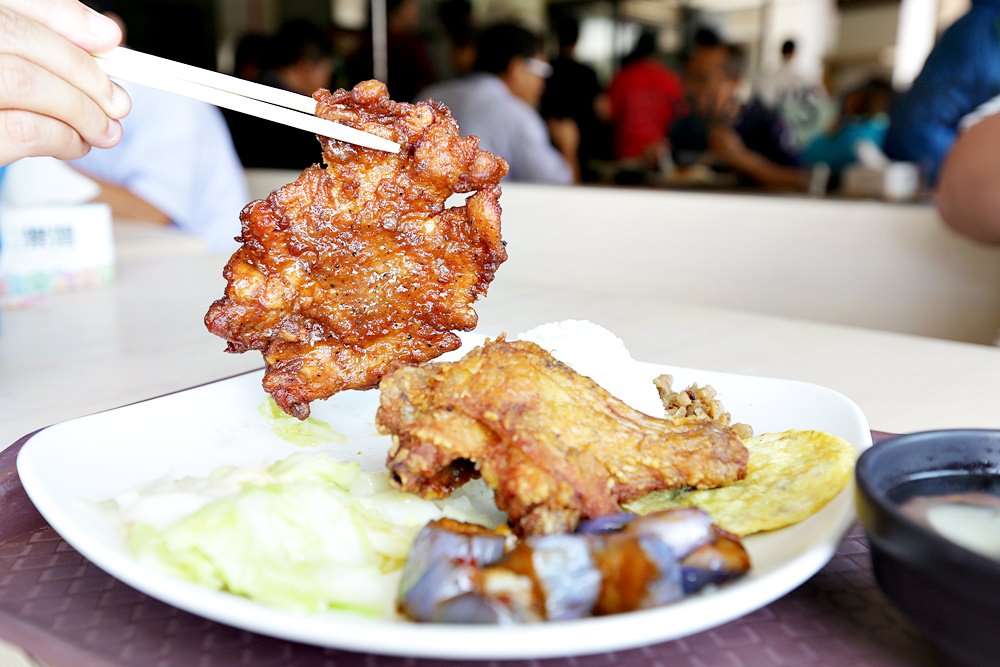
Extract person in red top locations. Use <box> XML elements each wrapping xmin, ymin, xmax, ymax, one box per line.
<box><xmin>608</xmin><ymin>31</ymin><xmax>684</xmax><ymax>166</ymax></box>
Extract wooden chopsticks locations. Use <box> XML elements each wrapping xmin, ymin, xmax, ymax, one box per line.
<box><xmin>93</xmin><ymin>47</ymin><xmax>400</xmax><ymax>153</ymax></box>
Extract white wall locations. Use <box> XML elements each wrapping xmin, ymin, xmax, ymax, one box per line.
<box><xmin>760</xmin><ymin>0</ymin><xmax>836</xmax><ymax>83</ymax></box>
<box><xmin>495</xmin><ymin>184</ymin><xmax>1000</xmax><ymax>346</ymax></box>
<box><xmin>836</xmin><ymin>3</ymin><xmax>899</xmax><ymax>59</ymax></box>
<box><xmin>472</xmin><ymin>0</ymin><xmax>546</xmax><ymax>30</ymax></box>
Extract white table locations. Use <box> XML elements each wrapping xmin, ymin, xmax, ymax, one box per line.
<box><xmin>4</xmin><ymin>219</ymin><xmax>1000</xmax><ymax>452</ymax></box>
<box><xmin>3</xmin><ymin>216</ymin><xmax>1000</xmax><ymax>667</ymax></box>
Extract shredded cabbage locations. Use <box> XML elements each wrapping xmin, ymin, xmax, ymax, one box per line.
<box><xmin>258</xmin><ymin>398</ymin><xmax>347</xmax><ymax>446</ymax></box>
<box><xmin>118</xmin><ymin>451</ymin><xmax>502</xmax><ymax>616</ymax></box>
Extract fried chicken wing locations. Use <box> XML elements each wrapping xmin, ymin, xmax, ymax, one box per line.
<box><xmin>378</xmin><ymin>338</ymin><xmax>749</xmax><ymax>535</ymax></box>
<box><xmin>205</xmin><ymin>81</ymin><xmax>509</xmax><ymax>419</ymax></box>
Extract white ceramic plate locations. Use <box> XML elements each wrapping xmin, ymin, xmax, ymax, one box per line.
<box><xmin>17</xmin><ymin>331</ymin><xmax>871</xmax><ymax>661</ymax></box>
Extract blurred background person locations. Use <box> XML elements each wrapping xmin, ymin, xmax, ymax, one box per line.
<box><xmin>756</xmin><ymin>39</ymin><xmax>804</xmax><ymax>108</ymax></box>
<box><xmin>346</xmin><ymin>0</ymin><xmax>436</xmax><ymax>103</ymax></box>
<box><xmin>540</xmin><ymin>16</ymin><xmax>611</xmax><ymax>181</ymax></box>
<box><xmin>232</xmin><ymin>32</ymin><xmax>268</xmax><ymax>83</ymax></box>
<box><xmin>755</xmin><ymin>38</ymin><xmax>830</xmax><ymax>148</ymax></box>
<box><xmin>420</xmin><ymin>22</ymin><xmax>576</xmax><ymax>184</ymax></box>
<box><xmin>226</xmin><ymin>20</ymin><xmax>334</xmax><ymax>169</ymax></box>
<box><xmin>607</xmin><ymin>30</ymin><xmax>684</xmax><ymax>168</ymax></box>
<box><xmin>801</xmin><ymin>77</ymin><xmax>893</xmax><ymax>185</ymax></box>
<box><xmin>670</xmin><ymin>33</ymin><xmax>808</xmax><ymax>191</ymax></box>
<box><xmin>73</xmin><ymin>0</ymin><xmax>247</xmax><ymax>252</ymax></box>
<box><xmin>884</xmin><ymin>0</ymin><xmax>1000</xmax><ymax>185</ymax></box>
<box><xmin>435</xmin><ymin>0</ymin><xmax>477</xmax><ymax>80</ymax></box>
<box><xmin>257</xmin><ymin>20</ymin><xmax>334</xmax><ymax>100</ymax></box>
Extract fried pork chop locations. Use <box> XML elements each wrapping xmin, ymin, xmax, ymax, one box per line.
<box><xmin>378</xmin><ymin>338</ymin><xmax>749</xmax><ymax>536</ymax></box>
<box><xmin>205</xmin><ymin>81</ymin><xmax>509</xmax><ymax>419</ymax></box>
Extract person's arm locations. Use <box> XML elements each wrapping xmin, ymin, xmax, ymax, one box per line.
<box><xmin>708</xmin><ymin>126</ymin><xmax>809</xmax><ymax>191</ymax></box>
<box><xmin>545</xmin><ymin>117</ymin><xmax>580</xmax><ymax>183</ymax></box>
<box><xmin>87</xmin><ymin>176</ymin><xmax>171</xmax><ymax>224</ymax></box>
<box><xmin>0</xmin><ymin>0</ymin><xmax>130</xmax><ymax>164</ymax></box>
<box><xmin>936</xmin><ymin>112</ymin><xmax>1000</xmax><ymax>244</ymax></box>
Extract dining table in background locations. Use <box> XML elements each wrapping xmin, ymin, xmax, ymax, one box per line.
<box><xmin>3</xmin><ymin>188</ymin><xmax>1000</xmax><ymax>666</ymax></box>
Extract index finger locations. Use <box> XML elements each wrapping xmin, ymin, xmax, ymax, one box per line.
<box><xmin>0</xmin><ymin>1</ymin><xmax>130</xmax><ymax>119</ymax></box>
<box><xmin>0</xmin><ymin>0</ymin><xmax>121</xmax><ymax>52</ymax></box>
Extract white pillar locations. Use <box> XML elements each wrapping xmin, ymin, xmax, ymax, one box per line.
<box><xmin>760</xmin><ymin>0</ymin><xmax>837</xmax><ymax>85</ymax></box>
<box><xmin>371</xmin><ymin>0</ymin><xmax>388</xmax><ymax>84</ymax></box>
<box><xmin>893</xmin><ymin>0</ymin><xmax>938</xmax><ymax>89</ymax></box>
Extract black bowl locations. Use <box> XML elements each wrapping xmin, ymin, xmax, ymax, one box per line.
<box><xmin>855</xmin><ymin>429</ymin><xmax>1000</xmax><ymax>667</ymax></box>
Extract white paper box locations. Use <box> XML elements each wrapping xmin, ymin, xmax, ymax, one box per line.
<box><xmin>841</xmin><ymin>162</ymin><xmax>921</xmax><ymax>201</ymax></box>
<box><xmin>0</xmin><ymin>203</ymin><xmax>115</xmax><ymax>306</ymax></box>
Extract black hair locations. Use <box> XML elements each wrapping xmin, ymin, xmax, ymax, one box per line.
<box><xmin>694</xmin><ymin>26</ymin><xmax>721</xmax><ymax>48</ymax></box>
<box><xmin>681</xmin><ymin>26</ymin><xmax>721</xmax><ymax>64</ymax></box>
<box><xmin>262</xmin><ymin>20</ymin><xmax>332</xmax><ymax>70</ymax></box>
<box><xmin>781</xmin><ymin>39</ymin><xmax>796</xmax><ymax>57</ymax></box>
<box><xmin>845</xmin><ymin>76</ymin><xmax>895</xmax><ymax>116</ymax></box>
<box><xmin>234</xmin><ymin>33</ymin><xmax>268</xmax><ymax>79</ymax></box>
<box><xmin>438</xmin><ymin>0</ymin><xmax>474</xmax><ymax>46</ymax></box>
<box><xmin>622</xmin><ymin>30</ymin><xmax>657</xmax><ymax>66</ymax></box>
<box><xmin>474</xmin><ymin>23</ymin><xmax>543</xmax><ymax>74</ymax></box>
<box><xmin>681</xmin><ymin>37</ymin><xmax>746</xmax><ymax>80</ymax></box>
<box><xmin>554</xmin><ymin>16</ymin><xmax>580</xmax><ymax>49</ymax></box>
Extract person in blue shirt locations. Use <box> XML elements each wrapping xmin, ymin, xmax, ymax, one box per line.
<box><xmin>884</xmin><ymin>0</ymin><xmax>1000</xmax><ymax>184</ymax></box>
<box><xmin>71</xmin><ymin>0</ymin><xmax>247</xmax><ymax>252</ymax></box>
<box><xmin>0</xmin><ymin>0</ymin><xmax>130</xmax><ymax>166</ymax></box>
<box><xmin>420</xmin><ymin>23</ymin><xmax>577</xmax><ymax>184</ymax></box>
<box><xmin>73</xmin><ymin>78</ymin><xmax>249</xmax><ymax>252</ymax></box>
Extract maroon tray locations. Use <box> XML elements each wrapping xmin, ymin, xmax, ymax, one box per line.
<box><xmin>0</xmin><ymin>431</ymin><xmax>930</xmax><ymax>667</ymax></box>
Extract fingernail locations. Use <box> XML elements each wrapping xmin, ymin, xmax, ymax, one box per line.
<box><xmin>109</xmin><ymin>84</ymin><xmax>131</xmax><ymax>118</ymax></box>
<box><xmin>105</xmin><ymin>118</ymin><xmax>122</xmax><ymax>144</ymax></box>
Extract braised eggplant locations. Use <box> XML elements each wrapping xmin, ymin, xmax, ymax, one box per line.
<box><xmin>397</xmin><ymin>508</ymin><xmax>750</xmax><ymax>623</ymax></box>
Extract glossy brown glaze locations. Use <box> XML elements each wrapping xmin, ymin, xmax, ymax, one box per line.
<box><xmin>205</xmin><ymin>81</ymin><xmax>509</xmax><ymax>418</ymax></box>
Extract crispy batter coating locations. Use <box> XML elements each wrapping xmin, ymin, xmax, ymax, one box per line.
<box><xmin>205</xmin><ymin>81</ymin><xmax>509</xmax><ymax>418</ymax></box>
<box><xmin>378</xmin><ymin>338</ymin><xmax>749</xmax><ymax>536</ymax></box>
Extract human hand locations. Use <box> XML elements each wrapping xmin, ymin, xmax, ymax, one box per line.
<box><xmin>0</xmin><ymin>0</ymin><xmax>131</xmax><ymax>165</ymax></box>
<box><xmin>639</xmin><ymin>139</ymin><xmax>667</xmax><ymax>170</ymax></box>
<box><xmin>707</xmin><ymin>125</ymin><xmax>749</xmax><ymax>167</ymax></box>
<box><xmin>708</xmin><ymin>124</ymin><xmax>809</xmax><ymax>190</ymax></box>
